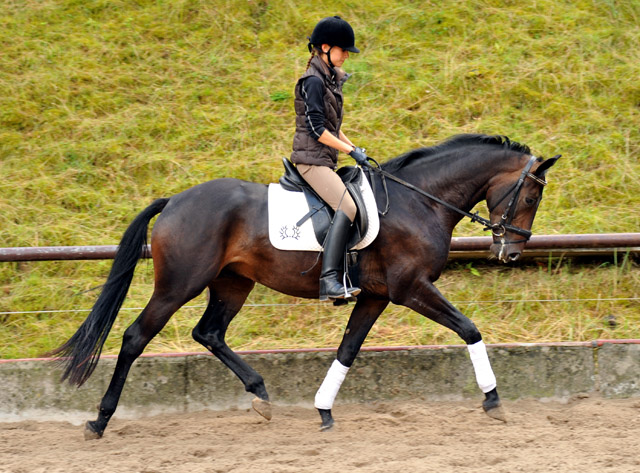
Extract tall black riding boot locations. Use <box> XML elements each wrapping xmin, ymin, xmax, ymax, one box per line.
<box><xmin>319</xmin><ymin>210</ymin><xmax>361</xmax><ymax>301</ymax></box>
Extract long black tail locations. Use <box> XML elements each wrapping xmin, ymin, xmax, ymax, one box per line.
<box><xmin>49</xmin><ymin>198</ymin><xmax>170</xmax><ymax>386</ymax></box>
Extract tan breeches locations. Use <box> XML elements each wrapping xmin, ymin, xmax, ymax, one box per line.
<box><xmin>296</xmin><ymin>164</ymin><xmax>357</xmax><ymax>222</ymax></box>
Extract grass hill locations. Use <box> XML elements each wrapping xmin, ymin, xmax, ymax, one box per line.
<box><xmin>0</xmin><ymin>1</ymin><xmax>638</xmax><ymax>357</ymax></box>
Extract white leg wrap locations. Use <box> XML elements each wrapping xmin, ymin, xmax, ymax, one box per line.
<box><xmin>467</xmin><ymin>340</ymin><xmax>497</xmax><ymax>393</ymax></box>
<box><xmin>314</xmin><ymin>359</ymin><xmax>350</xmax><ymax>410</ymax></box>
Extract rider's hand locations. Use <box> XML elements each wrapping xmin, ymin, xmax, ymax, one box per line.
<box><xmin>349</xmin><ymin>147</ymin><xmax>369</xmax><ymax>166</ymax></box>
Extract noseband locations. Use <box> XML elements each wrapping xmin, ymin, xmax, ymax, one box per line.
<box><xmin>364</xmin><ymin>154</ymin><xmax>551</xmax><ymax>244</ymax></box>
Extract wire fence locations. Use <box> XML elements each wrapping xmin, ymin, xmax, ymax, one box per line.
<box><xmin>2</xmin><ymin>297</ymin><xmax>639</xmax><ymax>317</ymax></box>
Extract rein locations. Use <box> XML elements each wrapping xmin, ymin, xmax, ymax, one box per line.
<box><xmin>364</xmin><ymin>155</ymin><xmax>547</xmax><ymax>241</ymax></box>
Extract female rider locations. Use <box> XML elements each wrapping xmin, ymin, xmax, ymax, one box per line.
<box><xmin>290</xmin><ymin>15</ymin><xmax>369</xmax><ymax>302</ymax></box>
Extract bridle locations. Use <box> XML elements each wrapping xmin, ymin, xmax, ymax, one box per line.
<box><xmin>364</xmin><ymin>154</ymin><xmax>557</xmax><ymax>244</ymax></box>
<box><xmin>485</xmin><ymin>155</ymin><xmax>547</xmax><ymax>243</ymax></box>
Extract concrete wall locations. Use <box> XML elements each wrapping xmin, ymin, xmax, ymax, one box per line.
<box><xmin>1</xmin><ymin>342</ymin><xmax>639</xmax><ymax>423</ymax></box>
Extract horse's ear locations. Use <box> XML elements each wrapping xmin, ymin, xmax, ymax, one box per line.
<box><xmin>534</xmin><ymin>154</ymin><xmax>560</xmax><ymax>178</ymax></box>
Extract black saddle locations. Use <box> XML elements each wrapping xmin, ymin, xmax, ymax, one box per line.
<box><xmin>278</xmin><ymin>158</ymin><xmax>370</xmax><ymax>249</ymax></box>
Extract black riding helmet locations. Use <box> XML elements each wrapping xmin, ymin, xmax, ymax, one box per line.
<box><xmin>308</xmin><ymin>16</ymin><xmax>360</xmax><ymax>54</ymax></box>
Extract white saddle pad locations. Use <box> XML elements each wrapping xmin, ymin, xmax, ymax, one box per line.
<box><xmin>268</xmin><ymin>171</ymin><xmax>380</xmax><ymax>252</ymax></box>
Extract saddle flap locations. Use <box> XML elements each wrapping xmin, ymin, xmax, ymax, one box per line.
<box><xmin>338</xmin><ymin>166</ymin><xmax>369</xmax><ymax>244</ymax></box>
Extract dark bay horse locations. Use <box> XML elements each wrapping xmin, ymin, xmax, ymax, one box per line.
<box><xmin>51</xmin><ymin>134</ymin><xmax>559</xmax><ymax>438</ymax></box>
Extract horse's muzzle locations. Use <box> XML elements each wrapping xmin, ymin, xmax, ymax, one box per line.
<box><xmin>490</xmin><ymin>241</ymin><xmax>523</xmax><ymax>263</ymax></box>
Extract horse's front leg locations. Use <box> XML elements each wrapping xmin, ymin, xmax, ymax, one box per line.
<box><xmin>315</xmin><ymin>297</ymin><xmax>389</xmax><ymax>430</ymax></box>
<box><xmin>391</xmin><ymin>277</ymin><xmax>506</xmax><ymax>422</ymax></box>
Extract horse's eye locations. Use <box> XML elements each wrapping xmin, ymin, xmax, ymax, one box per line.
<box><xmin>524</xmin><ymin>197</ymin><xmax>536</xmax><ymax>206</ymax></box>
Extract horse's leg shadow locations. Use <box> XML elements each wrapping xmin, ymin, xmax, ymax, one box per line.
<box><xmin>192</xmin><ymin>275</ymin><xmax>272</xmax><ymax>420</ymax></box>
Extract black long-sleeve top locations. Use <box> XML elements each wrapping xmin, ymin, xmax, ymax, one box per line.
<box><xmin>300</xmin><ymin>75</ymin><xmax>327</xmax><ymax>140</ymax></box>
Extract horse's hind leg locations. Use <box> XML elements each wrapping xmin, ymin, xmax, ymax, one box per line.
<box><xmin>85</xmin><ymin>291</ymin><xmax>192</xmax><ymax>439</ymax></box>
<box><xmin>191</xmin><ymin>275</ymin><xmax>272</xmax><ymax>419</ymax></box>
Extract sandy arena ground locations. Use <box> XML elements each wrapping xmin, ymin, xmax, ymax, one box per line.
<box><xmin>1</xmin><ymin>396</ymin><xmax>639</xmax><ymax>473</ymax></box>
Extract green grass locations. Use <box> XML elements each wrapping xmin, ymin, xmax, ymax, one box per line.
<box><xmin>1</xmin><ymin>1</ymin><xmax>639</xmax><ymax>358</ymax></box>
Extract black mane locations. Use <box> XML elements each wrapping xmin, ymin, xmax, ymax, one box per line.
<box><xmin>382</xmin><ymin>134</ymin><xmax>531</xmax><ymax>174</ymax></box>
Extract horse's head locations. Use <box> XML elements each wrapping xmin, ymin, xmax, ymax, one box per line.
<box><xmin>486</xmin><ymin>154</ymin><xmax>560</xmax><ymax>262</ymax></box>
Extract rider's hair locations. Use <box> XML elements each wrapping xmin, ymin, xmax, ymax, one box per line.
<box><xmin>306</xmin><ymin>45</ymin><xmax>323</xmax><ymax>69</ymax></box>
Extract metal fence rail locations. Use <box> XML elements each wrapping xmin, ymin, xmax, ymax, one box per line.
<box><xmin>1</xmin><ymin>233</ymin><xmax>639</xmax><ymax>262</ymax></box>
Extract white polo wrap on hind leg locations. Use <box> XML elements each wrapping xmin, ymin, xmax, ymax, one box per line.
<box><xmin>314</xmin><ymin>359</ymin><xmax>350</xmax><ymax>410</ymax></box>
<box><xmin>467</xmin><ymin>340</ymin><xmax>497</xmax><ymax>393</ymax></box>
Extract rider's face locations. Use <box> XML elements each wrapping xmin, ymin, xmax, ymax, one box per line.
<box><xmin>321</xmin><ymin>44</ymin><xmax>349</xmax><ymax>68</ymax></box>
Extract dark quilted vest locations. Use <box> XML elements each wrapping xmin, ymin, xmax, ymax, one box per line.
<box><xmin>291</xmin><ymin>56</ymin><xmax>349</xmax><ymax>169</ymax></box>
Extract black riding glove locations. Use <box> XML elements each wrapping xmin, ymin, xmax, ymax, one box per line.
<box><xmin>349</xmin><ymin>147</ymin><xmax>369</xmax><ymax>166</ymax></box>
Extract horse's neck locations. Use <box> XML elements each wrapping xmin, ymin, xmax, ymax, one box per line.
<box><xmin>398</xmin><ymin>152</ymin><xmax>506</xmax><ymax>215</ymax></box>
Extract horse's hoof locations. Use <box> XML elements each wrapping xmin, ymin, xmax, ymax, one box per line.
<box><xmin>318</xmin><ymin>408</ymin><xmax>334</xmax><ymax>431</ymax></box>
<box><xmin>84</xmin><ymin>421</ymin><xmax>104</xmax><ymax>440</ymax></box>
<box><xmin>484</xmin><ymin>405</ymin><xmax>507</xmax><ymax>423</ymax></box>
<box><xmin>252</xmin><ymin>397</ymin><xmax>272</xmax><ymax>421</ymax></box>
<box><xmin>320</xmin><ymin>422</ymin><xmax>334</xmax><ymax>431</ymax></box>
<box><xmin>482</xmin><ymin>387</ymin><xmax>506</xmax><ymax>422</ymax></box>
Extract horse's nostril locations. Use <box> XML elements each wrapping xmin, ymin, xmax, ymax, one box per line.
<box><xmin>508</xmin><ymin>253</ymin><xmax>521</xmax><ymax>262</ymax></box>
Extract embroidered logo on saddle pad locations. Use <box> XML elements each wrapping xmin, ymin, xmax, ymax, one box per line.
<box><xmin>268</xmin><ymin>168</ymin><xmax>380</xmax><ymax>252</ymax></box>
